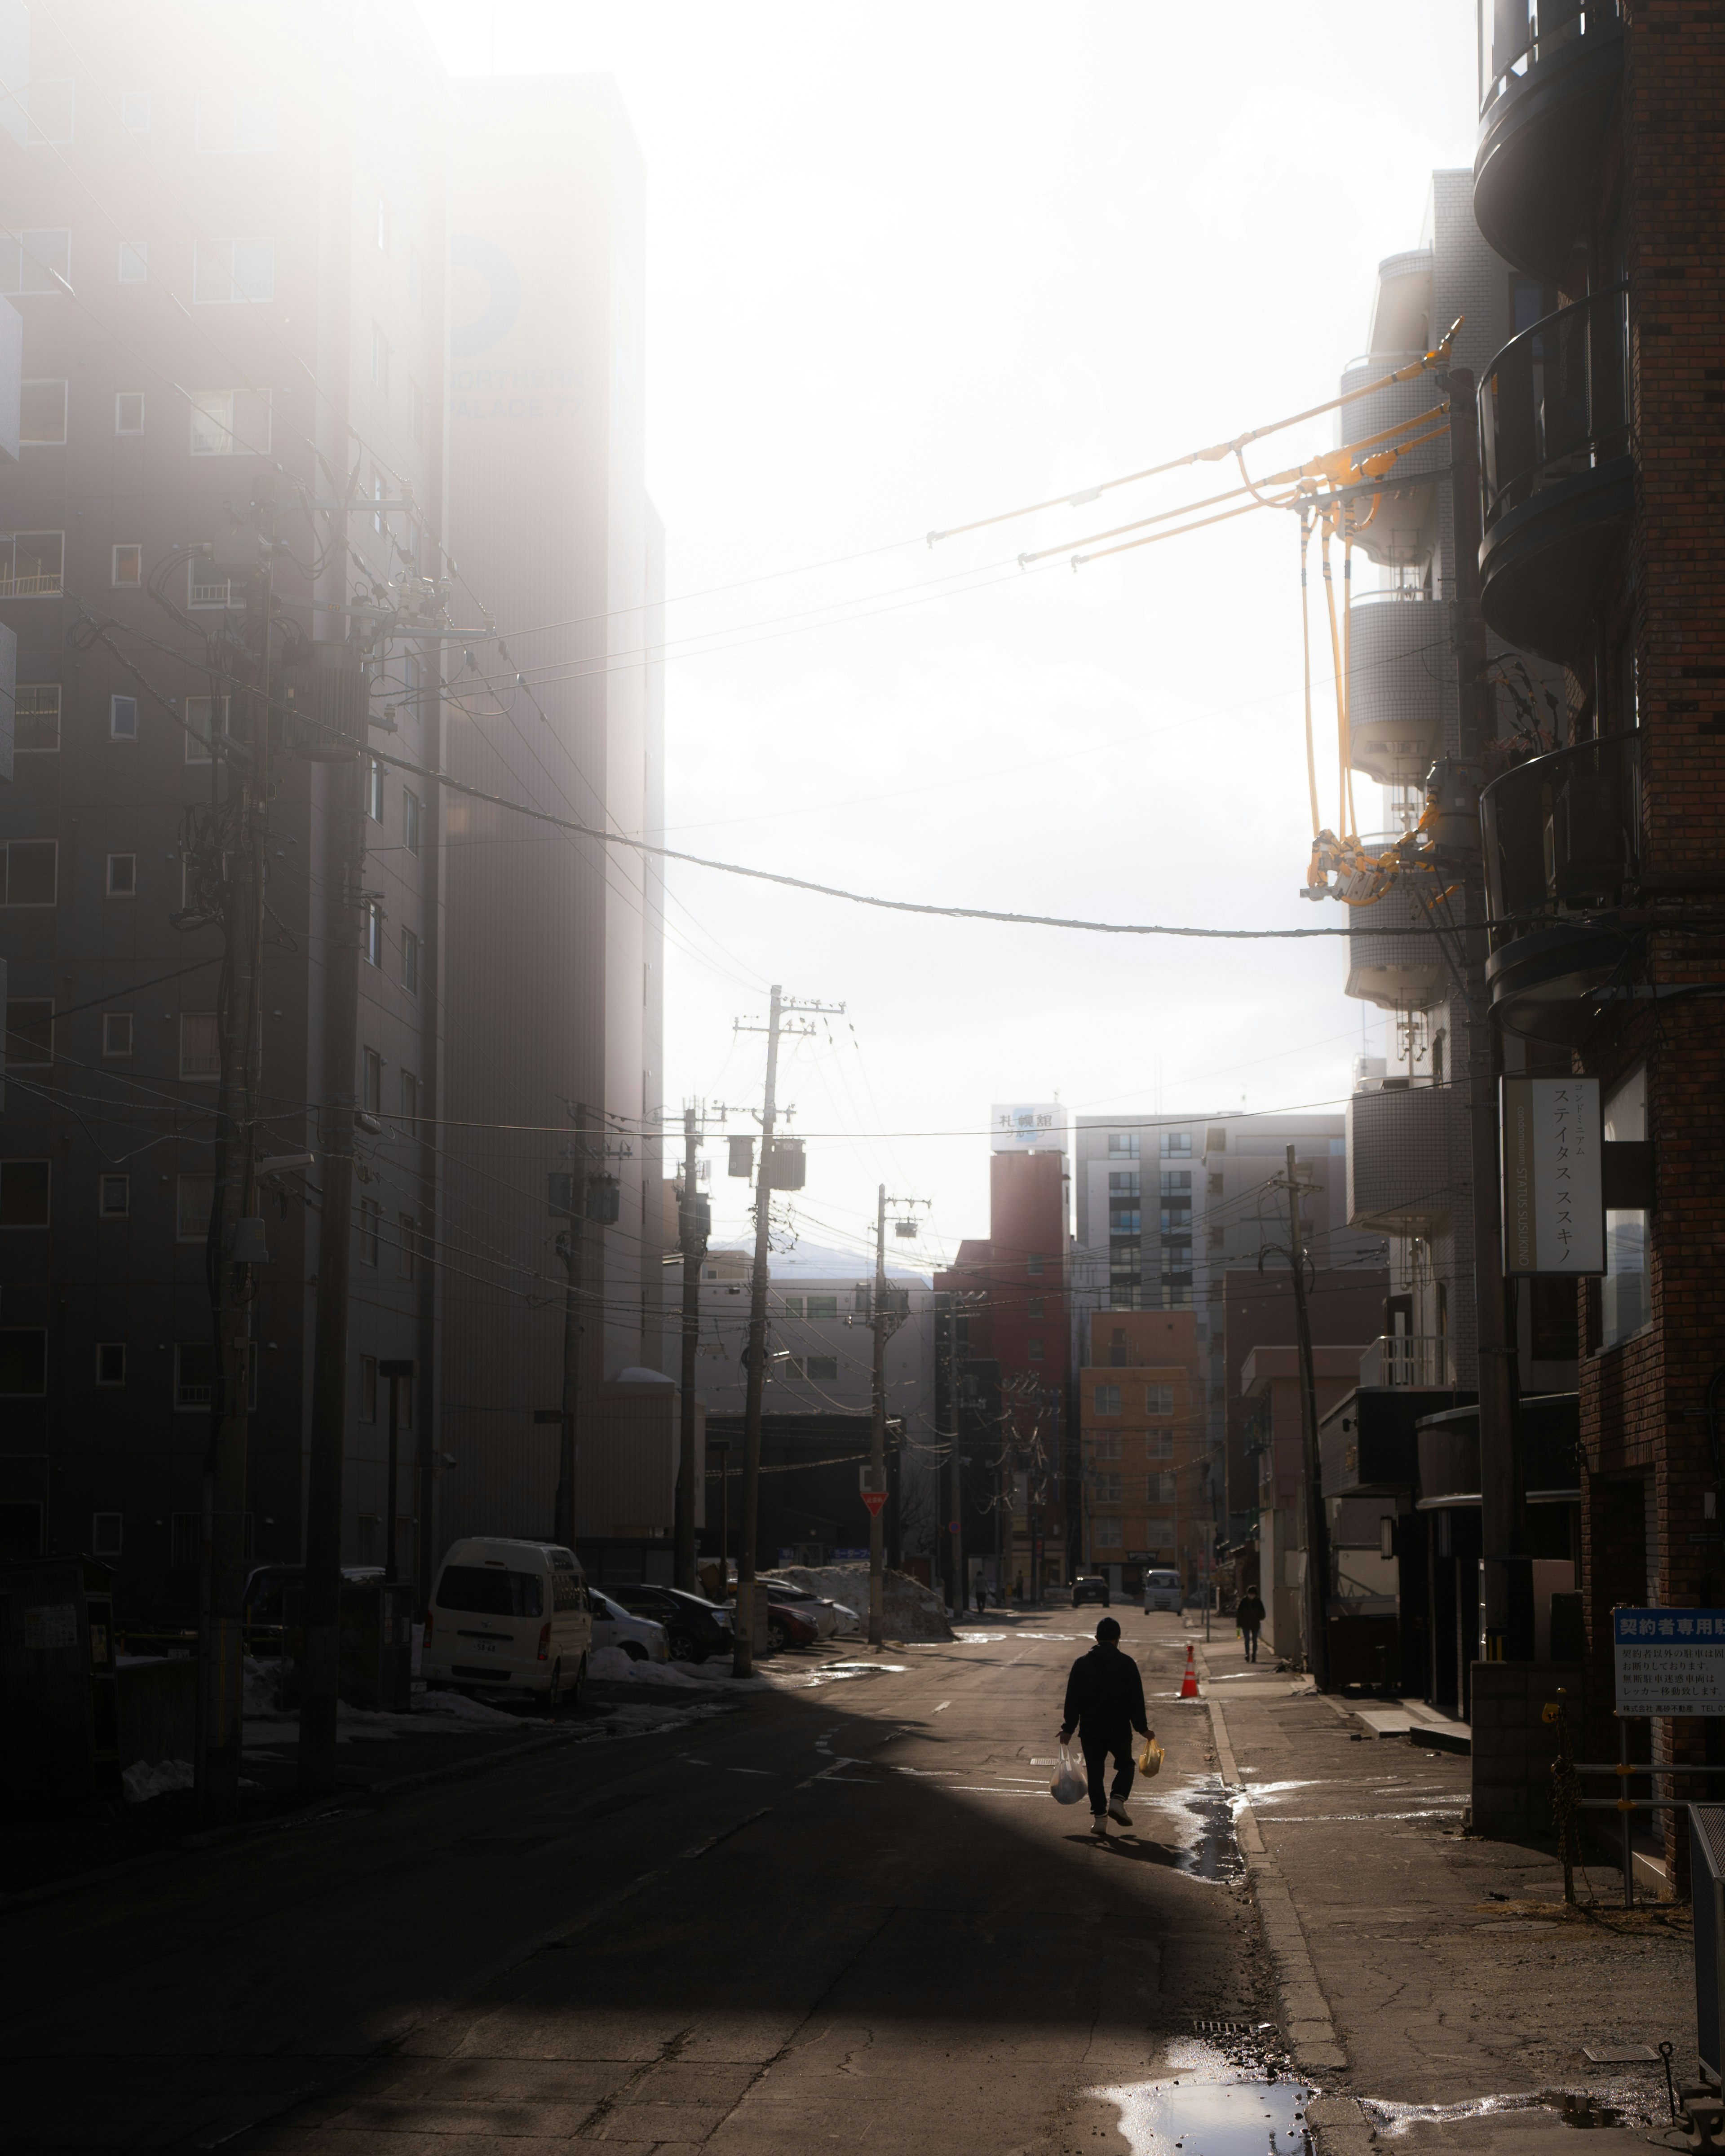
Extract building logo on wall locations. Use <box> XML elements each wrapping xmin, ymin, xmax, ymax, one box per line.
<box><xmin>990</xmin><ymin>1103</ymin><xmax>1066</xmax><ymax>1154</ymax></box>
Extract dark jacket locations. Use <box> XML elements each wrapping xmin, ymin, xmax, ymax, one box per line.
<box><xmin>1236</xmin><ymin>1592</ymin><xmax>1266</xmax><ymax>1628</ymax></box>
<box><xmin>1062</xmin><ymin>1642</ymin><xmax>1148</xmax><ymax>1738</ymax></box>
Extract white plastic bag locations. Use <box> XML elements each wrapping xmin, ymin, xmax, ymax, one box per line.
<box><xmin>1050</xmin><ymin>1741</ymin><xmax>1087</xmax><ymax>1805</ymax></box>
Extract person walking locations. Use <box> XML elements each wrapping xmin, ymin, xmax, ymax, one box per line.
<box><xmin>974</xmin><ymin>1577</ymin><xmax>987</xmax><ymax>1617</ymax></box>
<box><xmin>1235</xmin><ymin>1586</ymin><xmax>1266</xmax><ymax>1664</ymax></box>
<box><xmin>1058</xmin><ymin>1616</ymin><xmax>1151</xmax><ymax>1836</ymax></box>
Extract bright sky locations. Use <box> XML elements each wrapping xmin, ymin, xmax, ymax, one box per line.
<box><xmin>414</xmin><ymin>2</ymin><xmax>1478</xmax><ymax>1277</ymax></box>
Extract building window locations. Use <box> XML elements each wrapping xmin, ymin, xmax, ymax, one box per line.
<box><xmin>359</xmin><ymin>1198</ymin><xmax>380</xmax><ymax>1267</ymax></box>
<box><xmin>111</xmin><ymin>544</ymin><xmax>142</xmax><ymax>588</ymax></box>
<box><xmin>1</xmin><ymin>228</ymin><xmax>71</xmax><ymax>293</ymax></box>
<box><xmin>1093</xmin><ymin>1471</ymin><xmax>1122</xmax><ymax>1502</ymax></box>
<box><xmin>399</xmin><ymin>1069</ymin><xmax>418</xmax><ymax>1132</ymax></box>
<box><xmin>195</xmin><ymin>92</ymin><xmax>276</xmax><ymax>153</ymax></box>
<box><xmin>1027</xmin><ymin>1251</ymin><xmax>1044</xmax><ymax>1277</ymax></box>
<box><xmin>1107</xmin><ymin>1133</ymin><xmax>1141</xmax><ymax>1158</ymax></box>
<box><xmin>101</xmin><ymin>1012</ymin><xmax>133</xmax><ymax>1059</ymax></box>
<box><xmin>1027</xmin><ymin>1297</ymin><xmax>1044</xmax><ymax>1319</ymax></box>
<box><xmin>806</xmin><ymin>1294</ymin><xmax>839</xmax><ymax>1320</ymax></box>
<box><xmin>0</xmin><ymin>1160</ymin><xmax>51</xmax><ymax>1227</ymax></box>
<box><xmin>0</xmin><ymin>1330</ymin><xmax>49</xmax><ymax>1396</ymax></box>
<box><xmin>366</xmin><ymin>755</ymin><xmax>385</xmax><ymax>821</ymax></box>
<box><xmin>1149</xmin><ymin>1428</ymin><xmax>1174</xmax><ymax>1458</ymax></box>
<box><xmin>174</xmin><ymin>1343</ymin><xmax>216</xmax><ymax>1409</ymax></box>
<box><xmin>115</xmin><ymin>390</ymin><xmax>145</xmax><ymax>433</ymax></box>
<box><xmin>411</xmin><ymin>380</ymin><xmax>425</xmax><ymax>446</ymax></box>
<box><xmin>15</xmin><ymin>685</ymin><xmax>61</xmax><ymax>752</ymax></box>
<box><xmin>1160</xmin><ymin>1132</ymin><xmax>1192</xmax><ymax>1158</ymax></box>
<box><xmin>92</xmin><ymin>1511</ymin><xmax>124</xmax><ymax>1555</ymax></box>
<box><xmin>1162</xmin><ymin>1172</ymin><xmax>1192</xmax><ymax>1199</ymax></box>
<box><xmin>360</xmin><ymin>1355</ymin><xmax>378</xmax><ymax>1420</ymax></box>
<box><xmin>95</xmin><ymin>1344</ymin><xmax>127</xmax><ymax>1387</ymax></box>
<box><xmin>20</xmin><ymin>379</ymin><xmax>67</xmax><ymax>443</ymax></box>
<box><xmin>1093</xmin><ymin>1518</ymin><xmax>1123</xmax><ymax>1551</ymax></box>
<box><xmin>1109</xmin><ymin>1206</ymin><xmax>1141</xmax><ymax>1234</ymax></box>
<box><xmin>401</xmin><ymin>928</ymin><xmax>419</xmax><ymax>994</ymax></box>
<box><xmin>99</xmin><ymin>1174</ymin><xmax>129</xmax><ymax>1218</ymax></box>
<box><xmin>1144</xmin><ymin>1516</ymin><xmax>1176</xmax><ymax>1549</ymax></box>
<box><xmin>779</xmin><ymin>1295</ymin><xmax>804</xmax><ymax>1317</ymax></box>
<box><xmin>5</xmin><ymin>999</ymin><xmax>53</xmax><ymax>1066</ymax></box>
<box><xmin>192</xmin><ymin>238</ymin><xmax>274</xmax><ymax>304</ymax></box>
<box><xmin>403</xmin><ymin>790</ymin><xmax>420</xmax><ymax>854</ymax></box>
<box><xmin>121</xmin><ymin>92</ymin><xmax>150</xmax><ymax>130</ymax></box>
<box><xmin>184</xmin><ymin>695</ymin><xmax>226</xmax><ymax>758</ymax></box>
<box><xmin>177</xmin><ymin>1175</ymin><xmax>215</xmax><ymax>1241</ymax></box>
<box><xmin>189</xmin><ymin>387</ymin><xmax>271</xmax><ymax>455</ymax></box>
<box><xmin>118</xmin><ymin>240</ymin><xmax>148</xmax><ymax>284</ymax></box>
<box><xmin>180</xmin><ymin>1013</ymin><xmax>220</xmax><ymax>1080</ymax></box>
<box><xmin>1161</xmin><ymin>1202</ymin><xmax>1192</xmax><ymax>1232</ymax></box>
<box><xmin>398</xmin><ymin>1215</ymin><xmax>417</xmax><ymax>1280</ymax></box>
<box><xmin>1602</xmin><ymin>1065</ymin><xmax>1650</xmax><ymax>1349</ymax></box>
<box><xmin>1026</xmin><ymin>1335</ymin><xmax>1044</xmax><ymax>1361</ymax></box>
<box><xmin>1090</xmin><ymin>1433</ymin><xmax>1121</xmax><ymax>1461</ymax></box>
<box><xmin>371</xmin><ymin>326</ymin><xmax>389</xmax><ymax>392</ymax></box>
<box><xmin>106</xmin><ymin>854</ymin><xmax>137</xmax><ymax>898</ymax></box>
<box><xmin>807</xmin><ymin>1356</ymin><xmax>839</xmax><ymax>1383</ymax></box>
<box><xmin>1149</xmin><ymin>1471</ymin><xmax>1177</xmax><ymax>1504</ymax></box>
<box><xmin>1108</xmin><ymin>1170</ymin><xmax>1140</xmax><ymax>1198</ymax></box>
<box><xmin>109</xmin><ymin>694</ymin><xmax>139</xmax><ymax>740</ymax></box>
<box><xmin>0</xmin><ymin>531</ymin><xmax>65</xmax><ymax>596</ymax></box>
<box><xmin>1146</xmin><ymin>1383</ymin><xmax>1174</xmax><ymax>1415</ymax></box>
<box><xmin>364</xmin><ymin>901</ymin><xmax>383</xmax><ymax>966</ymax></box>
<box><xmin>1093</xmin><ymin>1383</ymin><xmax>1122</xmax><ymax>1415</ymax></box>
<box><xmin>362</xmin><ymin>1047</ymin><xmax>383</xmax><ymax>1115</ymax></box>
<box><xmin>1</xmin><ymin>841</ymin><xmax>58</xmax><ymax>906</ymax></box>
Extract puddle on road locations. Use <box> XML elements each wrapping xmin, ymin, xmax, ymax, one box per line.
<box><xmin>1180</xmin><ymin>1781</ymin><xmax>1246</xmax><ymax>1883</ymax></box>
<box><xmin>1091</xmin><ymin>2037</ymin><xmax>1311</xmax><ymax>2156</ymax></box>
<box><xmin>1361</xmin><ymin>2088</ymin><xmax>1651</xmax><ymax>2136</ymax></box>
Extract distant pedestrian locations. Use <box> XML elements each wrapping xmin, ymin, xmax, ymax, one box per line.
<box><xmin>1014</xmin><ymin>1572</ymin><xmax>1024</xmax><ymax>1603</ymax></box>
<box><xmin>974</xmin><ymin>1578</ymin><xmax>987</xmax><ymax>1616</ymax></box>
<box><xmin>1236</xmin><ymin>1587</ymin><xmax>1266</xmax><ymax>1664</ymax></box>
<box><xmin>1058</xmin><ymin>1616</ymin><xmax>1151</xmax><ymax>1836</ymax></box>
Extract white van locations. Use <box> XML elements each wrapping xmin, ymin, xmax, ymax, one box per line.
<box><xmin>423</xmin><ymin>1537</ymin><xmax>593</xmax><ymax>1702</ymax></box>
<box><xmin>1143</xmin><ymin>1568</ymin><xmax>1182</xmax><ymax>1615</ymax></box>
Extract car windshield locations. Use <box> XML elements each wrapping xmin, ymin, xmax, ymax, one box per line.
<box><xmin>1147</xmin><ymin>1573</ymin><xmax>1179</xmax><ymax>1589</ymax></box>
<box><xmin>435</xmin><ymin>1565</ymin><xmax>543</xmax><ymax>1617</ymax></box>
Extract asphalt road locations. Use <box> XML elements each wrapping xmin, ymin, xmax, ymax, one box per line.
<box><xmin>4</xmin><ymin>1609</ymin><xmax>1268</xmax><ymax>2154</ymax></box>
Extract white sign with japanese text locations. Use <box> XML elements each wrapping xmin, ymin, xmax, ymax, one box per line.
<box><xmin>1501</xmin><ymin>1075</ymin><xmax>1604</xmax><ymax>1274</ymax></box>
<box><xmin>989</xmin><ymin>1103</ymin><xmax>1066</xmax><ymax>1153</ymax></box>
<box><xmin>1614</xmin><ymin>1608</ymin><xmax>1725</xmax><ymax>1716</ymax></box>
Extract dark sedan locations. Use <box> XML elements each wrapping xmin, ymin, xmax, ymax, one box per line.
<box><xmin>606</xmin><ymin>1584</ymin><xmax>734</xmax><ymax>1663</ymax></box>
<box><xmin>1071</xmin><ymin>1575</ymin><xmax>1111</xmax><ymax>1608</ymax></box>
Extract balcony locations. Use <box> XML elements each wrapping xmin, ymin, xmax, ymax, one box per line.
<box><xmin>1347</xmin><ymin>589</ymin><xmax>1444</xmax><ymax>788</ymax></box>
<box><xmin>1342</xmin><ymin>841</ymin><xmax>1449</xmax><ymax>1013</ymax></box>
<box><xmin>1474</xmin><ymin>0</ymin><xmax>1623</xmax><ymax>280</ymax></box>
<box><xmin>1477</xmin><ymin>285</ymin><xmax>1632</xmax><ymax>662</ymax></box>
<box><xmin>1480</xmin><ymin>732</ymin><xmax>1639</xmax><ymax>1042</ymax></box>
<box><xmin>1337</xmin><ymin>354</ymin><xmax>1443</xmax><ymax>570</ymax></box>
<box><xmin>1346</xmin><ymin>1082</ymin><xmax>1467</xmax><ymax>1237</ymax></box>
<box><xmin>1359</xmin><ymin>1335</ymin><xmax>1453</xmax><ymax>1389</ymax></box>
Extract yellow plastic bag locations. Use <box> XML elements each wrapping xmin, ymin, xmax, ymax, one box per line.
<box><xmin>1137</xmin><ymin>1736</ymin><xmax>1164</xmax><ymax>1778</ymax></box>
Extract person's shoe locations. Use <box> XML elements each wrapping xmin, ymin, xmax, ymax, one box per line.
<box><xmin>1090</xmin><ymin>1812</ymin><xmax>1108</xmax><ymax>1836</ymax></box>
<box><xmin>1107</xmin><ymin>1798</ymin><xmax>1132</xmax><ymax>1826</ymax></box>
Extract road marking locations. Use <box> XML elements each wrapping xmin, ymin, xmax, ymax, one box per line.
<box><xmin>729</xmin><ymin>1767</ymin><xmax>774</xmax><ymax>1776</ymax></box>
<box><xmin>677</xmin><ymin>1807</ymin><xmax>773</xmax><ymax>1860</ymax></box>
<box><xmin>933</xmin><ymin>1700</ymin><xmax>951</xmax><ymax>1712</ymax></box>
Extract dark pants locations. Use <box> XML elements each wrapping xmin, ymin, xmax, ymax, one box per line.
<box><xmin>1080</xmin><ymin>1724</ymin><xmax>1136</xmax><ymax>1814</ymax></box>
<box><xmin>1242</xmin><ymin>1624</ymin><xmax>1261</xmax><ymax>1663</ymax></box>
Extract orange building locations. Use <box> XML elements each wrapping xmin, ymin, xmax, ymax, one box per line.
<box><xmin>1078</xmin><ymin>1310</ymin><xmax>1206</xmax><ymax>1597</ymax></box>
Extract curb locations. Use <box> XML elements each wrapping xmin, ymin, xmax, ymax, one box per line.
<box><xmin>1199</xmin><ymin>1647</ymin><xmax>1348</xmax><ymax>2076</ymax></box>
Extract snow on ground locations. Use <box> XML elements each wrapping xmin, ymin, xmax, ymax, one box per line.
<box><xmin>122</xmin><ymin>1758</ymin><xmax>193</xmax><ymax>1803</ymax></box>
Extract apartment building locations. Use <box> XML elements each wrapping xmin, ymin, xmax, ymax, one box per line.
<box><xmin>1076</xmin><ymin>1308</ymin><xmax>1204</xmax><ymax>1598</ymax></box>
<box><xmin>0</xmin><ymin>5</ymin><xmax>663</xmax><ymax>1609</ymax></box>
<box><xmin>1463</xmin><ymin>0</ymin><xmax>1725</xmax><ymax>1878</ymax></box>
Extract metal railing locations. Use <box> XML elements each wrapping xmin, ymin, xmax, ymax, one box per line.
<box><xmin>1480</xmin><ymin>730</ymin><xmax>1641</xmax><ymax>928</ymax></box>
<box><xmin>0</xmin><ymin>570</ymin><xmax>64</xmax><ymax>597</ymax></box>
<box><xmin>1478</xmin><ymin>0</ymin><xmax>1622</xmax><ymax>117</ymax></box>
<box><xmin>1359</xmin><ymin>1334</ymin><xmax>1451</xmax><ymax>1388</ymax></box>
<box><xmin>1479</xmin><ymin>284</ymin><xmax>1630</xmax><ymax>531</ymax></box>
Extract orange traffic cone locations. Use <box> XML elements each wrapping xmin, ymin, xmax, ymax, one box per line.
<box><xmin>1179</xmin><ymin>1644</ymin><xmax>1199</xmax><ymax>1700</ymax></box>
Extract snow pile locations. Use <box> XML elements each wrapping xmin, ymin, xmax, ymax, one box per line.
<box><xmin>772</xmin><ymin>1565</ymin><xmax>953</xmax><ymax>1643</ymax></box>
<box><xmin>122</xmin><ymin>1758</ymin><xmax>194</xmax><ymax>1803</ymax></box>
<box><xmin>589</xmin><ymin>1645</ymin><xmax>770</xmax><ymax>1692</ymax></box>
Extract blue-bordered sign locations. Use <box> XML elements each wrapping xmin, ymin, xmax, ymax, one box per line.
<box><xmin>1613</xmin><ymin>1608</ymin><xmax>1725</xmax><ymax>1716</ymax></box>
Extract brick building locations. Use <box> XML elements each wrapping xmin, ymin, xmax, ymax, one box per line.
<box><xmin>1467</xmin><ymin>0</ymin><xmax>1725</xmax><ymax>1880</ymax></box>
<box><xmin>1076</xmin><ymin>1308</ymin><xmax>1204</xmax><ymax>1599</ymax></box>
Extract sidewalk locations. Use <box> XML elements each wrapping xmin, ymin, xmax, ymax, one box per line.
<box><xmin>1195</xmin><ymin>1639</ymin><xmax>1696</xmax><ymax>2156</ymax></box>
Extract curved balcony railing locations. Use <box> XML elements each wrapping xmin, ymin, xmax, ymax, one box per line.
<box><xmin>1479</xmin><ymin>284</ymin><xmax>1629</xmax><ymax>531</ymax></box>
<box><xmin>1478</xmin><ymin>0</ymin><xmax>1622</xmax><ymax>119</ymax></box>
<box><xmin>1479</xmin><ymin>731</ymin><xmax>1641</xmax><ymax>931</ymax></box>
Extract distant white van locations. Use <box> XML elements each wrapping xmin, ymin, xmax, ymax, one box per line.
<box><xmin>1143</xmin><ymin>1568</ymin><xmax>1182</xmax><ymax>1614</ymax></box>
<box><xmin>423</xmin><ymin>1537</ymin><xmax>593</xmax><ymax>1702</ymax></box>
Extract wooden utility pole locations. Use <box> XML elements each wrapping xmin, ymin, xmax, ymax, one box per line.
<box><xmin>675</xmin><ymin>1105</ymin><xmax>707</xmax><ymax>1591</ymax></box>
<box><xmin>1277</xmin><ymin>1144</ymin><xmax>1331</xmax><ymax>1692</ymax></box>
<box><xmin>870</xmin><ymin>1184</ymin><xmax>888</xmax><ymax>1647</ymax></box>
<box><xmin>553</xmin><ymin>1103</ymin><xmax>592</xmax><ymax>1552</ymax></box>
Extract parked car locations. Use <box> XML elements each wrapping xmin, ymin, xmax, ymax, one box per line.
<box><xmin>1071</xmin><ymin>1575</ymin><xmax>1111</xmax><ymax>1608</ymax></box>
<box><xmin>606</xmin><ymin>1584</ymin><xmax>734</xmax><ymax>1664</ymax></box>
<box><xmin>240</xmin><ymin>1563</ymin><xmax>385</xmax><ymax>1649</ymax></box>
<box><xmin>1143</xmin><ymin>1568</ymin><xmax>1182</xmax><ymax>1614</ymax></box>
<box><xmin>589</xmin><ymin>1590</ymin><xmax>670</xmax><ymax>1664</ymax></box>
<box><xmin>758</xmin><ymin>1577</ymin><xmax>842</xmax><ymax>1638</ymax></box>
<box><xmin>765</xmin><ymin>1598</ymin><xmax>820</xmax><ymax>1652</ymax></box>
<box><xmin>422</xmin><ymin>1537</ymin><xmax>593</xmax><ymax>1702</ymax></box>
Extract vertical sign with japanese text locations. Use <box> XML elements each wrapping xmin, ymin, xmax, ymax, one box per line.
<box><xmin>1501</xmin><ymin>1075</ymin><xmax>1604</xmax><ymax>1275</ymax></box>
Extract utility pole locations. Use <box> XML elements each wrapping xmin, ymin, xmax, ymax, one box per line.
<box><xmin>675</xmin><ymin>1105</ymin><xmax>716</xmax><ymax>1592</ymax></box>
<box><xmin>1274</xmin><ymin>1144</ymin><xmax>1331</xmax><ymax>1692</ymax></box>
<box><xmin>870</xmin><ymin>1187</ymin><xmax>888</xmax><ymax>1647</ymax></box>
<box><xmin>194</xmin><ymin>542</ymin><xmax>272</xmax><ymax>1826</ymax></box>
<box><xmin>553</xmin><ymin>1103</ymin><xmax>592</xmax><ymax>1551</ymax></box>
<box><xmin>1443</xmin><ymin>364</ymin><xmax>1526</xmax><ymax>1662</ymax></box>
<box><xmin>730</xmin><ymin>986</ymin><xmax>843</xmax><ymax>1676</ymax></box>
<box><xmin>380</xmin><ymin>1360</ymin><xmax>414</xmax><ymax>1578</ymax></box>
